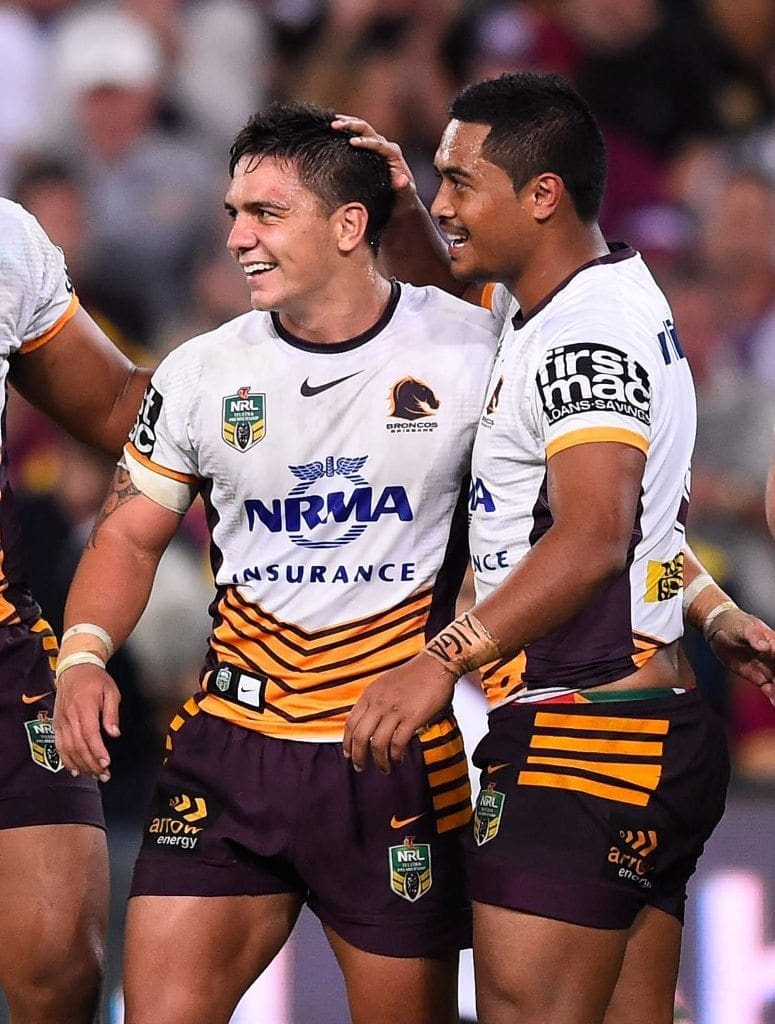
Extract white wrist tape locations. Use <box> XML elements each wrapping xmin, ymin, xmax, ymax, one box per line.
<box><xmin>702</xmin><ymin>600</ymin><xmax>738</xmax><ymax>641</ymax></box>
<box><xmin>61</xmin><ymin>623</ymin><xmax>114</xmax><ymax>659</ymax></box>
<box><xmin>681</xmin><ymin>572</ymin><xmax>714</xmax><ymax>615</ymax></box>
<box><xmin>55</xmin><ymin>651</ymin><xmax>106</xmax><ymax>681</ymax></box>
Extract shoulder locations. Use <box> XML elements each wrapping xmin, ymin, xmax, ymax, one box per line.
<box><xmin>397</xmin><ymin>282</ymin><xmax>499</xmax><ymax>346</ymax></box>
<box><xmin>0</xmin><ymin>199</ymin><xmax>57</xmax><ymax>270</ymax></box>
<box><xmin>152</xmin><ymin>309</ymin><xmax>270</xmax><ymax>383</ymax></box>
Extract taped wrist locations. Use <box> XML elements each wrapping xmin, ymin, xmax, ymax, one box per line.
<box><xmin>682</xmin><ymin>573</ymin><xmax>736</xmax><ymax>636</ymax></box>
<box><xmin>55</xmin><ymin>650</ymin><xmax>106</xmax><ymax>681</ymax></box>
<box><xmin>424</xmin><ymin>611</ymin><xmax>501</xmax><ymax>678</ymax></box>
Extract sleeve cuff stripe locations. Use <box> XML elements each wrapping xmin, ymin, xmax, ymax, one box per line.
<box><xmin>20</xmin><ymin>294</ymin><xmax>80</xmax><ymax>353</ymax></box>
<box><xmin>546</xmin><ymin>427</ymin><xmax>649</xmax><ymax>459</ymax></box>
<box><xmin>124</xmin><ymin>442</ymin><xmax>198</xmax><ymax>485</ymax></box>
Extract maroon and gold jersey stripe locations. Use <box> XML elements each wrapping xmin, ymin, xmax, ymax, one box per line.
<box><xmin>202</xmin><ymin>586</ymin><xmax>434</xmax><ymax>740</ymax></box>
<box><xmin>480</xmin><ymin>650</ymin><xmax>526</xmax><ymax>707</ymax></box>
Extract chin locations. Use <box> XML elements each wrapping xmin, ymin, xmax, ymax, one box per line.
<box><xmin>449</xmin><ymin>261</ymin><xmax>490</xmax><ymax>284</ymax></box>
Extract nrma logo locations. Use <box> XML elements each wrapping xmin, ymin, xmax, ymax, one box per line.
<box><xmin>245</xmin><ymin>455</ymin><xmax>413</xmax><ymax>549</ymax></box>
<box><xmin>469</xmin><ymin>476</ymin><xmax>496</xmax><ymax>513</ymax></box>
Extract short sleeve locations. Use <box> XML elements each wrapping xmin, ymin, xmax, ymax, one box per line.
<box><xmin>123</xmin><ymin>353</ymin><xmax>200</xmax><ymax>513</ymax></box>
<box><xmin>0</xmin><ymin>200</ymin><xmax>78</xmax><ymax>356</ymax></box>
<box><xmin>532</xmin><ymin>336</ymin><xmax>653</xmax><ymax>459</ymax></box>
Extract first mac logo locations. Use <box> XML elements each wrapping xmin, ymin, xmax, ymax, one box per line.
<box><xmin>222</xmin><ymin>387</ymin><xmax>265</xmax><ymax>452</ymax></box>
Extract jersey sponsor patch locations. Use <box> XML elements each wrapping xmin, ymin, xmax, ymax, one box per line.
<box><xmin>645</xmin><ymin>551</ymin><xmax>684</xmax><ymax>603</ymax></box>
<box><xmin>129</xmin><ymin>384</ymin><xmax>164</xmax><ymax>457</ymax></box>
<box><xmin>536</xmin><ymin>343</ymin><xmax>651</xmax><ymax>427</ymax></box>
<box><xmin>143</xmin><ymin>785</ymin><xmax>219</xmax><ymax>854</ymax></box>
<box><xmin>603</xmin><ymin>815</ymin><xmax>659</xmax><ymax>891</ymax></box>
<box><xmin>244</xmin><ymin>454</ymin><xmax>413</xmax><ymax>549</ymax></box>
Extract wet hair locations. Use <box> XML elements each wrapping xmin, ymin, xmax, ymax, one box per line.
<box><xmin>449</xmin><ymin>72</ymin><xmax>607</xmax><ymax>222</ymax></box>
<box><xmin>229</xmin><ymin>101</ymin><xmax>395</xmax><ymax>253</ymax></box>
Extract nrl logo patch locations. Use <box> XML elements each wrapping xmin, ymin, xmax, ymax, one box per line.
<box><xmin>25</xmin><ymin>715</ymin><xmax>63</xmax><ymax>773</ymax></box>
<box><xmin>389</xmin><ymin>838</ymin><xmax>432</xmax><ymax>902</ymax></box>
<box><xmin>473</xmin><ymin>785</ymin><xmax>504</xmax><ymax>847</ymax></box>
<box><xmin>222</xmin><ymin>387</ymin><xmax>265</xmax><ymax>452</ymax></box>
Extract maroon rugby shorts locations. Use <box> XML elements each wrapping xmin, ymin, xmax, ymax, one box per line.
<box><xmin>0</xmin><ymin>621</ymin><xmax>104</xmax><ymax>830</ymax></box>
<box><xmin>466</xmin><ymin>690</ymin><xmax>729</xmax><ymax>928</ymax></box>
<box><xmin>131</xmin><ymin>697</ymin><xmax>472</xmax><ymax>958</ymax></box>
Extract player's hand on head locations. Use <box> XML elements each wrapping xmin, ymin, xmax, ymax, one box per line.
<box><xmin>708</xmin><ymin>608</ymin><xmax>775</xmax><ymax>706</ymax></box>
<box><xmin>54</xmin><ymin>665</ymin><xmax>122</xmax><ymax>782</ymax></box>
<box><xmin>331</xmin><ymin>115</ymin><xmax>417</xmax><ymax>197</ymax></box>
<box><xmin>343</xmin><ymin>653</ymin><xmax>456</xmax><ymax>773</ymax></box>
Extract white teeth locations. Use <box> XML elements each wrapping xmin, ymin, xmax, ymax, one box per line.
<box><xmin>243</xmin><ymin>262</ymin><xmax>277</xmax><ymax>274</ymax></box>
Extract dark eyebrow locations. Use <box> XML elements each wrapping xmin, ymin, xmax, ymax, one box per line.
<box><xmin>223</xmin><ymin>199</ymin><xmax>291</xmax><ymax>214</ymax></box>
<box><xmin>433</xmin><ymin>163</ymin><xmax>474</xmax><ymax>180</ymax></box>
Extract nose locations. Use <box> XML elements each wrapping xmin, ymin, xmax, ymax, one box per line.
<box><xmin>430</xmin><ymin>181</ymin><xmax>454</xmax><ymax>222</ymax></box>
<box><xmin>226</xmin><ymin>214</ymin><xmax>257</xmax><ymax>257</ymax></box>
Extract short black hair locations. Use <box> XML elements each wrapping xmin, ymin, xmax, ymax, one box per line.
<box><xmin>229</xmin><ymin>101</ymin><xmax>395</xmax><ymax>253</ymax></box>
<box><xmin>449</xmin><ymin>73</ymin><xmax>607</xmax><ymax>222</ymax></box>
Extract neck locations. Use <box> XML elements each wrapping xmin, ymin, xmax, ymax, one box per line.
<box><xmin>509</xmin><ymin>223</ymin><xmax>609</xmax><ymax>317</ymax></box>
<box><xmin>278</xmin><ymin>273</ymin><xmax>393</xmax><ymax>344</ymax></box>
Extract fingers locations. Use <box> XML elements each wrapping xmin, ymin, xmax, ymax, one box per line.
<box><xmin>331</xmin><ymin>116</ymin><xmax>415</xmax><ymax>191</ymax></box>
<box><xmin>365</xmin><ymin>711</ymin><xmax>402</xmax><ymax>774</ymax></box>
<box><xmin>344</xmin><ymin>694</ymin><xmax>403</xmax><ymax>774</ymax></box>
<box><xmin>332</xmin><ymin>114</ymin><xmax>379</xmax><ymax>137</ymax></box>
<box><xmin>389</xmin><ymin>721</ymin><xmax>415</xmax><ymax>766</ymax></box>
<box><xmin>54</xmin><ymin>669</ymin><xmax>119</xmax><ymax>782</ymax></box>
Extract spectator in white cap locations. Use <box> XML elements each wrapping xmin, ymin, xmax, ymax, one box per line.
<box><xmin>38</xmin><ymin>4</ymin><xmax>221</xmax><ymax>346</ymax></box>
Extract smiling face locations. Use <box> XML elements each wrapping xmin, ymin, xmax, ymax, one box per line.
<box><xmin>225</xmin><ymin>155</ymin><xmax>344</xmax><ymax>316</ymax></box>
<box><xmin>431</xmin><ymin>119</ymin><xmax>539</xmax><ymax>288</ymax></box>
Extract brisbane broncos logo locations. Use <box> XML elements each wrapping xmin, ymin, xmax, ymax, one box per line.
<box><xmin>389</xmin><ymin>378</ymin><xmax>440</xmax><ymax>421</ymax></box>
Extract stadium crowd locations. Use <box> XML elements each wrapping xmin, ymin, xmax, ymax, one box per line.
<box><xmin>2</xmin><ymin>0</ymin><xmax>775</xmax><ymax>819</ymax></box>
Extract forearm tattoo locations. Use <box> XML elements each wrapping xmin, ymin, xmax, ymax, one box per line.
<box><xmin>87</xmin><ymin>466</ymin><xmax>142</xmax><ymax>549</ymax></box>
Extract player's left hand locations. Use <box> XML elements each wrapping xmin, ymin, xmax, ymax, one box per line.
<box><xmin>344</xmin><ymin>653</ymin><xmax>456</xmax><ymax>773</ymax></box>
<box><xmin>708</xmin><ymin>608</ymin><xmax>775</xmax><ymax>706</ymax></box>
<box><xmin>331</xmin><ymin>115</ymin><xmax>417</xmax><ymax>198</ymax></box>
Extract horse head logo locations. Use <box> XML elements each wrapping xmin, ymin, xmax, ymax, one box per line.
<box><xmin>389</xmin><ymin>378</ymin><xmax>440</xmax><ymax>421</ymax></box>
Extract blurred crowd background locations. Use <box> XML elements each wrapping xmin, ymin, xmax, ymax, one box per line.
<box><xmin>3</xmin><ymin>0</ymin><xmax>775</xmax><ymax>823</ymax></box>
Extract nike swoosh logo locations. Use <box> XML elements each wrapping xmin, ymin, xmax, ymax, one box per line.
<box><xmin>485</xmin><ymin>762</ymin><xmax>510</xmax><ymax>775</ymax></box>
<box><xmin>22</xmin><ymin>692</ymin><xmax>52</xmax><ymax>705</ymax></box>
<box><xmin>390</xmin><ymin>813</ymin><xmax>424</xmax><ymax>830</ymax></box>
<box><xmin>300</xmin><ymin>372</ymin><xmax>362</xmax><ymax>397</ymax></box>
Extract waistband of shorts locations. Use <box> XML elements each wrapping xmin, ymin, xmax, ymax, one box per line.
<box><xmin>203</xmin><ymin>663</ymin><xmax>267</xmax><ymax>713</ymax></box>
<box><xmin>490</xmin><ymin>686</ymin><xmax>704</xmax><ymax>723</ymax></box>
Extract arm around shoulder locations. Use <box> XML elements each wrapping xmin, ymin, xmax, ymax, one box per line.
<box><xmin>10</xmin><ymin>306</ymin><xmax>152</xmax><ymax>457</ymax></box>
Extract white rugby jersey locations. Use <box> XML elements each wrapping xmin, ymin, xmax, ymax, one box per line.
<box><xmin>125</xmin><ymin>281</ymin><xmax>497</xmax><ymax>740</ymax></box>
<box><xmin>0</xmin><ymin>199</ymin><xmax>79</xmax><ymax>626</ymax></box>
<box><xmin>473</xmin><ymin>246</ymin><xmax>695</xmax><ymax>708</ymax></box>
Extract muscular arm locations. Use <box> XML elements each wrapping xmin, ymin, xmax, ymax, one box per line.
<box><xmin>54</xmin><ymin>465</ymin><xmax>183</xmax><ymax>779</ymax></box>
<box><xmin>10</xmin><ymin>307</ymin><xmax>151</xmax><ymax>458</ymax></box>
<box><xmin>345</xmin><ymin>441</ymin><xmax>646</xmax><ymax>770</ymax></box>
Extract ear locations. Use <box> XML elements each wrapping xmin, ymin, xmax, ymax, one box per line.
<box><xmin>333</xmin><ymin>202</ymin><xmax>369</xmax><ymax>253</ymax></box>
<box><xmin>531</xmin><ymin>173</ymin><xmax>564</xmax><ymax>223</ymax></box>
